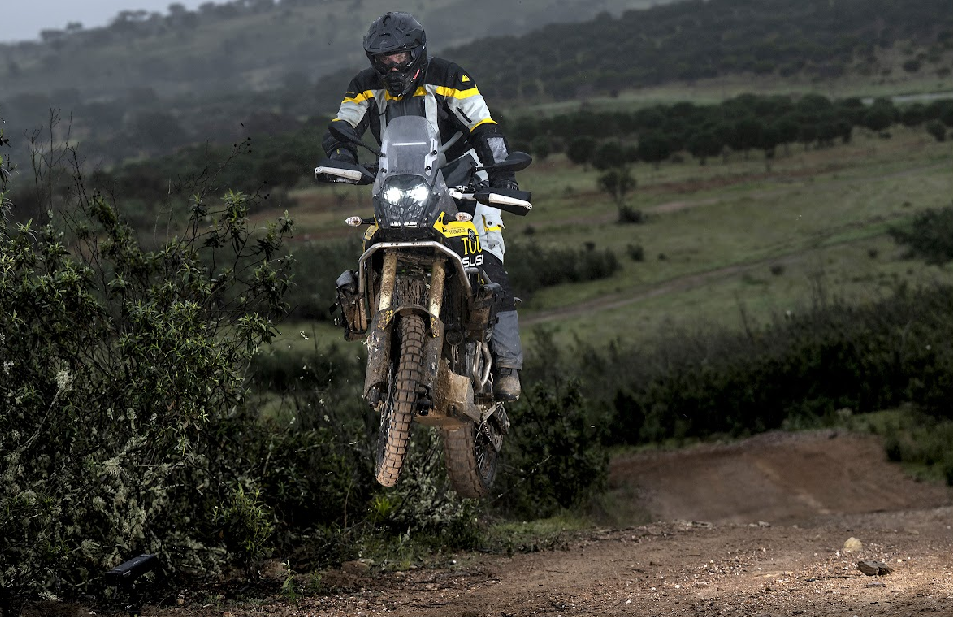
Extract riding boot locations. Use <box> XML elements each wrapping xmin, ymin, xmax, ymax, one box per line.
<box><xmin>492</xmin><ymin>309</ymin><xmax>523</xmax><ymax>401</ymax></box>
<box><xmin>478</xmin><ymin>229</ymin><xmax>523</xmax><ymax>401</ymax></box>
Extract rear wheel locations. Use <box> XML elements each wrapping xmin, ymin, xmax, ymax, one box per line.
<box><xmin>441</xmin><ymin>419</ymin><xmax>501</xmax><ymax>498</ymax></box>
<box><xmin>375</xmin><ymin>314</ymin><xmax>426</xmax><ymax>487</ymax></box>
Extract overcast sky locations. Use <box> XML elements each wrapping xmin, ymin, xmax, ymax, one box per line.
<box><xmin>1</xmin><ymin>1</ymin><xmax>210</xmax><ymax>43</ymax></box>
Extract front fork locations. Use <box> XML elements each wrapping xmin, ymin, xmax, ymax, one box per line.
<box><xmin>363</xmin><ymin>252</ymin><xmax>445</xmax><ymax>407</ymax></box>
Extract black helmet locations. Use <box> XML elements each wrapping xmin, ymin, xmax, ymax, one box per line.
<box><xmin>363</xmin><ymin>11</ymin><xmax>428</xmax><ymax>98</ymax></box>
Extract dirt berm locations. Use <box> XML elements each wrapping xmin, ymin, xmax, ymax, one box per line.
<box><xmin>85</xmin><ymin>430</ymin><xmax>953</xmax><ymax>616</ymax></box>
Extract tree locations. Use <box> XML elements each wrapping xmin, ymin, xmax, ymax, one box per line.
<box><xmin>797</xmin><ymin>115</ymin><xmax>818</xmax><ymax>150</ymax></box>
<box><xmin>728</xmin><ymin>117</ymin><xmax>764</xmax><ymax>159</ymax></box>
<box><xmin>597</xmin><ymin>165</ymin><xmax>636</xmax><ymax>205</ymax></box>
<box><xmin>758</xmin><ymin>123</ymin><xmax>782</xmax><ymax>170</ymax></box>
<box><xmin>901</xmin><ymin>103</ymin><xmax>927</xmax><ymax>127</ymax></box>
<box><xmin>531</xmin><ymin>134</ymin><xmax>553</xmax><ymax>161</ymax></box>
<box><xmin>902</xmin><ymin>59</ymin><xmax>922</xmax><ymax>72</ymax></box>
<box><xmin>591</xmin><ymin>140</ymin><xmax>627</xmax><ymax>171</ymax></box>
<box><xmin>862</xmin><ymin>98</ymin><xmax>898</xmax><ymax>132</ymax></box>
<box><xmin>636</xmin><ymin>131</ymin><xmax>671</xmax><ymax>169</ymax></box>
<box><xmin>773</xmin><ymin>115</ymin><xmax>800</xmax><ymax>155</ymax></box>
<box><xmin>687</xmin><ymin>130</ymin><xmax>722</xmax><ymax>165</ymax></box>
<box><xmin>567</xmin><ymin>136</ymin><xmax>597</xmax><ymax>167</ymax></box>
<box><xmin>127</xmin><ymin>110</ymin><xmax>187</xmax><ymax>150</ymax></box>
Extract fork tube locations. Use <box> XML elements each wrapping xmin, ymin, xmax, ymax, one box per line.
<box><xmin>428</xmin><ymin>259</ymin><xmax>446</xmax><ymax>331</ymax></box>
<box><xmin>378</xmin><ymin>252</ymin><xmax>399</xmax><ymax>312</ymax></box>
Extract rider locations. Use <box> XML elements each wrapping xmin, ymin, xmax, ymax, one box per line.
<box><xmin>322</xmin><ymin>11</ymin><xmax>524</xmax><ymax>400</ymax></box>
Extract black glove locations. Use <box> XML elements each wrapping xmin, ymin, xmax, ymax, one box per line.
<box><xmin>488</xmin><ymin>172</ymin><xmax>518</xmax><ymax>191</ymax></box>
<box><xmin>329</xmin><ymin>146</ymin><xmax>358</xmax><ymax>165</ymax></box>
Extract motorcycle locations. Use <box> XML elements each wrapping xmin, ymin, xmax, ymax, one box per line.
<box><xmin>314</xmin><ymin>116</ymin><xmax>532</xmax><ymax>497</ymax></box>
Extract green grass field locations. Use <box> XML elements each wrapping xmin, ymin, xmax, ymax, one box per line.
<box><xmin>268</xmin><ymin>123</ymin><xmax>952</xmax><ymax>355</ymax></box>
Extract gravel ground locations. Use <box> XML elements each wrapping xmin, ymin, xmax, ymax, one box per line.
<box><xmin>33</xmin><ymin>430</ymin><xmax>953</xmax><ymax>617</ymax></box>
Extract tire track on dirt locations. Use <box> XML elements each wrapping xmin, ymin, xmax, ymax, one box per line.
<box><xmin>522</xmin><ymin>254</ymin><xmax>798</xmax><ymax>326</ymax></box>
<box><xmin>522</xmin><ymin>162</ymin><xmax>949</xmax><ymax>326</ymax></box>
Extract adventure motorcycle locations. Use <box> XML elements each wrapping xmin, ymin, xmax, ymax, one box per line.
<box><xmin>314</xmin><ymin>116</ymin><xmax>532</xmax><ymax>498</ymax></box>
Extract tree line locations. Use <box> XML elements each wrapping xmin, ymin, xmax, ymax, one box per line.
<box><xmin>508</xmin><ymin>93</ymin><xmax>953</xmax><ymax>170</ymax></box>
<box><xmin>8</xmin><ymin>92</ymin><xmax>951</xmax><ymax>230</ymax></box>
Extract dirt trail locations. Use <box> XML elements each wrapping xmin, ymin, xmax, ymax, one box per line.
<box><xmin>124</xmin><ymin>430</ymin><xmax>953</xmax><ymax>617</ymax></box>
<box><xmin>522</xmin><ymin>160</ymin><xmax>951</xmax><ymax>326</ymax></box>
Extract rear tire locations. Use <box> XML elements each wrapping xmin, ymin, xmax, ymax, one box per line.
<box><xmin>441</xmin><ymin>421</ymin><xmax>500</xmax><ymax>498</ymax></box>
<box><xmin>375</xmin><ymin>314</ymin><xmax>426</xmax><ymax>487</ymax></box>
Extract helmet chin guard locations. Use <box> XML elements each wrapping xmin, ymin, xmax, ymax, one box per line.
<box><xmin>385</xmin><ymin>67</ymin><xmax>421</xmax><ymax>98</ymax></box>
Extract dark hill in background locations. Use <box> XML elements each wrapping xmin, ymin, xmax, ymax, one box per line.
<box><xmin>0</xmin><ymin>0</ymin><xmax>645</xmax><ymax>103</ymax></box>
<box><xmin>439</xmin><ymin>0</ymin><xmax>953</xmax><ymax>102</ymax></box>
<box><xmin>0</xmin><ymin>0</ymin><xmax>656</xmax><ymax>164</ymax></box>
<box><xmin>1</xmin><ymin>0</ymin><xmax>951</xmax><ymax>168</ymax></box>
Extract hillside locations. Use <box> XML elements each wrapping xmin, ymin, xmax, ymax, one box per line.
<box><xmin>0</xmin><ymin>0</ymin><xmax>647</xmax><ymax>102</ymax></box>
<box><xmin>440</xmin><ymin>0</ymin><xmax>953</xmax><ymax>103</ymax></box>
<box><xmin>1</xmin><ymin>0</ymin><xmax>951</xmax><ymax>172</ymax></box>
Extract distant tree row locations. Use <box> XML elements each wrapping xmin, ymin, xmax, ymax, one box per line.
<box><xmin>507</xmin><ymin>94</ymin><xmax>953</xmax><ymax>169</ymax></box>
<box><xmin>9</xmin><ymin>93</ymin><xmax>950</xmax><ymax>230</ymax></box>
<box><xmin>13</xmin><ymin>0</ymin><xmax>281</xmax><ymax>48</ymax></box>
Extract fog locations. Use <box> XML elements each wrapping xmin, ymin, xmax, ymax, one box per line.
<box><xmin>1</xmin><ymin>0</ymin><xmax>209</xmax><ymax>43</ymax></box>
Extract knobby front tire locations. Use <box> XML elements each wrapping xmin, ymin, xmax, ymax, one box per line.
<box><xmin>375</xmin><ymin>314</ymin><xmax>426</xmax><ymax>487</ymax></box>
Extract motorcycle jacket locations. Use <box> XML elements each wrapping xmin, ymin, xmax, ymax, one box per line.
<box><xmin>322</xmin><ymin>58</ymin><xmax>514</xmax><ymax>183</ymax></box>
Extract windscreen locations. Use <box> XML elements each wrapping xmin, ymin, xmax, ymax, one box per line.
<box><xmin>379</xmin><ymin>116</ymin><xmax>438</xmax><ymax>177</ymax></box>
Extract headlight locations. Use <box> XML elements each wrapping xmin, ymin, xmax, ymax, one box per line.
<box><xmin>408</xmin><ymin>184</ymin><xmax>429</xmax><ymax>203</ymax></box>
<box><xmin>382</xmin><ymin>181</ymin><xmax>430</xmax><ymax>206</ymax></box>
<box><xmin>383</xmin><ymin>186</ymin><xmax>405</xmax><ymax>204</ymax></box>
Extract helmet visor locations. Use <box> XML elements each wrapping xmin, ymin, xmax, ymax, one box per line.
<box><xmin>373</xmin><ymin>51</ymin><xmax>413</xmax><ymax>75</ymax></box>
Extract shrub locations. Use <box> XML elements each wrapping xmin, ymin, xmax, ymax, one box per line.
<box><xmin>925</xmin><ymin>119</ymin><xmax>947</xmax><ymax>142</ymax></box>
<box><xmin>495</xmin><ymin>381</ymin><xmax>609</xmax><ymax>519</ymax></box>
<box><xmin>0</xmin><ymin>140</ymin><xmax>294</xmax><ymax>597</ymax></box>
<box><xmin>617</xmin><ymin>205</ymin><xmax>645</xmax><ymax>224</ymax></box>
<box><xmin>889</xmin><ymin>203</ymin><xmax>953</xmax><ymax>264</ymax></box>
<box><xmin>282</xmin><ymin>237</ymin><xmax>363</xmax><ymax>321</ymax></box>
<box><xmin>506</xmin><ymin>241</ymin><xmax>621</xmax><ymax>298</ymax></box>
<box><xmin>626</xmin><ymin>243</ymin><xmax>645</xmax><ymax>261</ymax></box>
<box><xmin>601</xmin><ymin>282</ymin><xmax>953</xmax><ymax>446</ymax></box>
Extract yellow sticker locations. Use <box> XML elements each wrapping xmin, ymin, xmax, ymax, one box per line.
<box><xmin>462</xmin><ymin>74</ymin><xmax>471</xmax><ymax>83</ymax></box>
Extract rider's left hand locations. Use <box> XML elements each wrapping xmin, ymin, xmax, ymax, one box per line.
<box><xmin>489</xmin><ymin>174</ymin><xmax>518</xmax><ymax>192</ymax></box>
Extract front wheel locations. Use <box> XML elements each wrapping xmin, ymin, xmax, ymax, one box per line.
<box><xmin>441</xmin><ymin>420</ymin><xmax>501</xmax><ymax>498</ymax></box>
<box><xmin>375</xmin><ymin>314</ymin><xmax>426</xmax><ymax>487</ymax></box>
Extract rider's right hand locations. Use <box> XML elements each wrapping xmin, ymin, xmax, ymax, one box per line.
<box><xmin>330</xmin><ymin>147</ymin><xmax>358</xmax><ymax>165</ymax></box>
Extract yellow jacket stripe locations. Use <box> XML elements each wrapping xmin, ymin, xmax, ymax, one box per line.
<box><xmin>384</xmin><ymin>86</ymin><xmax>428</xmax><ymax>101</ymax></box>
<box><xmin>434</xmin><ymin>85</ymin><xmax>481</xmax><ymax>100</ymax></box>
<box><xmin>344</xmin><ymin>90</ymin><xmax>376</xmax><ymax>105</ymax></box>
<box><xmin>470</xmin><ymin>118</ymin><xmax>497</xmax><ymax>132</ymax></box>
